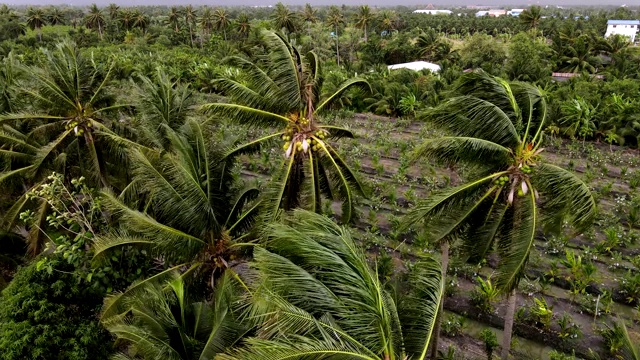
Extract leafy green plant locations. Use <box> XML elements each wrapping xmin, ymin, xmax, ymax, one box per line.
<box><xmin>479</xmin><ymin>328</ymin><xmax>499</xmax><ymax>360</ymax></box>
<box><xmin>557</xmin><ymin>312</ymin><xmax>581</xmax><ymax>342</ymax></box>
<box><xmin>436</xmin><ymin>345</ymin><xmax>457</xmax><ymax>360</ymax></box>
<box><xmin>529</xmin><ymin>297</ymin><xmax>554</xmax><ymax>329</ymax></box>
<box><xmin>619</xmin><ymin>271</ymin><xmax>640</xmax><ymax>305</ymax></box>
<box><xmin>470</xmin><ymin>276</ymin><xmax>500</xmax><ymax>313</ymax></box>
<box><xmin>441</xmin><ymin>313</ymin><xmax>466</xmax><ymax>337</ymax></box>
<box><xmin>579</xmin><ymin>291</ymin><xmax>612</xmax><ymax>318</ymax></box>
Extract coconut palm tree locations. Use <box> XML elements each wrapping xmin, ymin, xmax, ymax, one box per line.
<box><xmin>132</xmin><ymin>10</ymin><xmax>148</xmax><ymax>33</ymax></box>
<box><xmin>118</xmin><ymin>10</ymin><xmax>133</xmax><ymax>31</ymax></box>
<box><xmin>168</xmin><ymin>6</ymin><xmax>181</xmax><ymax>33</ymax></box>
<box><xmin>301</xmin><ymin>3</ymin><xmax>318</xmax><ymax>25</ymax></box>
<box><xmin>47</xmin><ymin>7</ymin><xmax>66</xmax><ymax>26</ymax></box>
<box><xmin>219</xmin><ymin>209</ymin><xmax>445</xmax><ymax>360</ymax></box>
<box><xmin>85</xmin><ymin>4</ymin><xmax>106</xmax><ymax>39</ymax></box>
<box><xmin>107</xmin><ymin>3</ymin><xmax>119</xmax><ymax>20</ymax></box>
<box><xmin>0</xmin><ymin>41</ymin><xmax>126</xmax><ymax>254</ymax></box>
<box><xmin>202</xmin><ymin>31</ymin><xmax>369</xmax><ymax>222</ymax></box>
<box><xmin>354</xmin><ymin>5</ymin><xmax>373</xmax><ymax>42</ymax></box>
<box><xmin>235</xmin><ymin>13</ymin><xmax>251</xmax><ymax>39</ymax></box>
<box><xmin>26</xmin><ymin>7</ymin><xmax>47</xmax><ymax>41</ymax></box>
<box><xmin>402</xmin><ymin>70</ymin><xmax>596</xmax><ymax>360</ymax></box>
<box><xmin>185</xmin><ymin>5</ymin><xmax>197</xmax><ymax>47</ymax></box>
<box><xmin>199</xmin><ymin>7</ymin><xmax>214</xmax><ymax>43</ymax></box>
<box><xmin>212</xmin><ymin>8</ymin><xmax>230</xmax><ymax>41</ymax></box>
<box><xmin>378</xmin><ymin>10</ymin><xmax>398</xmax><ymax>35</ymax></box>
<box><xmin>326</xmin><ymin>6</ymin><xmax>345</xmax><ymax>66</ymax></box>
<box><xmin>560</xmin><ymin>35</ymin><xmax>599</xmax><ymax>73</ymax></box>
<box><xmin>271</xmin><ymin>2</ymin><xmax>299</xmax><ymax>35</ymax></box>
<box><xmin>102</xmin><ymin>272</ymin><xmax>247</xmax><ymax>360</ymax></box>
<box><xmin>94</xmin><ymin>118</ymin><xmax>259</xmax><ymax>317</ymax></box>
<box><xmin>520</xmin><ymin>6</ymin><xmax>542</xmax><ymax>29</ymax></box>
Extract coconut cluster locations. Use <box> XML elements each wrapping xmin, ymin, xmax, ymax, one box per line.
<box><xmin>282</xmin><ymin>126</ymin><xmax>329</xmax><ymax>158</ymax></box>
<box><xmin>65</xmin><ymin>119</ymin><xmax>93</xmax><ymax>137</ymax></box>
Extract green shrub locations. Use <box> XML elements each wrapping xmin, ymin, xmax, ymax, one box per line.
<box><xmin>0</xmin><ymin>258</ymin><xmax>113</xmax><ymax>360</ymax></box>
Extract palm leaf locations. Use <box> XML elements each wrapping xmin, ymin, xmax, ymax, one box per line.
<box><xmin>316</xmin><ymin>78</ymin><xmax>371</xmax><ymax>113</ymax></box>
<box><xmin>412</xmin><ymin>136</ymin><xmax>510</xmax><ymax>169</ymax></box>
<box><xmin>531</xmin><ymin>163</ymin><xmax>596</xmax><ymax>233</ymax></box>
<box><xmin>201</xmin><ymin>103</ymin><xmax>290</xmax><ymax>128</ymax></box>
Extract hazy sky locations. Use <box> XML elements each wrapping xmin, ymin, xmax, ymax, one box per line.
<box><xmin>0</xmin><ymin>0</ymin><xmax>635</xmax><ymax>7</ymax></box>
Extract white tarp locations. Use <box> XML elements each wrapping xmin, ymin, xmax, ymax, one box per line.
<box><xmin>387</xmin><ymin>61</ymin><xmax>441</xmax><ymax>73</ymax></box>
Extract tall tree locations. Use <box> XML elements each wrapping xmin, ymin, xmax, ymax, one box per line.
<box><xmin>212</xmin><ymin>8</ymin><xmax>230</xmax><ymax>41</ymax></box>
<box><xmin>326</xmin><ymin>6</ymin><xmax>345</xmax><ymax>66</ymax></box>
<box><xmin>85</xmin><ymin>4</ymin><xmax>106</xmax><ymax>39</ymax></box>
<box><xmin>378</xmin><ymin>10</ymin><xmax>398</xmax><ymax>35</ymax></box>
<box><xmin>47</xmin><ymin>7</ymin><xmax>66</xmax><ymax>26</ymax></box>
<box><xmin>520</xmin><ymin>6</ymin><xmax>542</xmax><ymax>29</ymax></box>
<box><xmin>235</xmin><ymin>13</ymin><xmax>251</xmax><ymax>39</ymax></box>
<box><xmin>0</xmin><ymin>41</ymin><xmax>124</xmax><ymax>253</ymax></box>
<box><xmin>301</xmin><ymin>3</ymin><xmax>317</xmax><ymax>36</ymax></box>
<box><xmin>168</xmin><ymin>6</ymin><xmax>181</xmax><ymax>33</ymax></box>
<box><xmin>132</xmin><ymin>10</ymin><xmax>148</xmax><ymax>32</ymax></box>
<box><xmin>199</xmin><ymin>7</ymin><xmax>214</xmax><ymax>42</ymax></box>
<box><xmin>271</xmin><ymin>2</ymin><xmax>299</xmax><ymax>35</ymax></box>
<box><xmin>220</xmin><ymin>210</ymin><xmax>445</xmax><ymax>360</ymax></box>
<box><xmin>118</xmin><ymin>10</ymin><xmax>133</xmax><ymax>31</ymax></box>
<box><xmin>26</xmin><ymin>7</ymin><xmax>47</xmax><ymax>41</ymax></box>
<box><xmin>354</xmin><ymin>5</ymin><xmax>373</xmax><ymax>42</ymax></box>
<box><xmin>202</xmin><ymin>31</ymin><xmax>369</xmax><ymax>222</ymax></box>
<box><xmin>402</xmin><ymin>70</ymin><xmax>595</xmax><ymax>360</ymax></box>
<box><xmin>94</xmin><ymin>118</ymin><xmax>259</xmax><ymax>316</ymax></box>
<box><xmin>107</xmin><ymin>3</ymin><xmax>119</xmax><ymax>20</ymax></box>
<box><xmin>185</xmin><ymin>5</ymin><xmax>197</xmax><ymax>47</ymax></box>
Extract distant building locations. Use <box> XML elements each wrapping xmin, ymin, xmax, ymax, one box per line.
<box><xmin>605</xmin><ymin>19</ymin><xmax>640</xmax><ymax>42</ymax></box>
<box><xmin>507</xmin><ymin>9</ymin><xmax>525</xmax><ymax>16</ymax></box>
<box><xmin>388</xmin><ymin>61</ymin><xmax>441</xmax><ymax>73</ymax></box>
<box><xmin>476</xmin><ymin>9</ymin><xmax>507</xmax><ymax>17</ymax></box>
<box><xmin>413</xmin><ymin>9</ymin><xmax>453</xmax><ymax>15</ymax></box>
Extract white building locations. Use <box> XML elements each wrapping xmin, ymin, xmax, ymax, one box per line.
<box><xmin>507</xmin><ymin>9</ymin><xmax>525</xmax><ymax>16</ymax></box>
<box><xmin>475</xmin><ymin>9</ymin><xmax>507</xmax><ymax>17</ymax></box>
<box><xmin>605</xmin><ymin>20</ymin><xmax>640</xmax><ymax>42</ymax></box>
<box><xmin>388</xmin><ymin>61</ymin><xmax>441</xmax><ymax>73</ymax></box>
<box><xmin>413</xmin><ymin>9</ymin><xmax>452</xmax><ymax>15</ymax></box>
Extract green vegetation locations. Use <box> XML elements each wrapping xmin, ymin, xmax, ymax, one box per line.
<box><xmin>0</xmin><ymin>3</ymin><xmax>639</xmax><ymax>360</ymax></box>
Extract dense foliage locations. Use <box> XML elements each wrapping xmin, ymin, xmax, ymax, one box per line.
<box><xmin>0</xmin><ymin>3</ymin><xmax>638</xmax><ymax>359</ymax></box>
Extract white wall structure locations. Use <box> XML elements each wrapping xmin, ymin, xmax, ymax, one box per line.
<box><xmin>605</xmin><ymin>20</ymin><xmax>640</xmax><ymax>42</ymax></box>
<box><xmin>507</xmin><ymin>9</ymin><xmax>525</xmax><ymax>16</ymax></box>
<box><xmin>413</xmin><ymin>9</ymin><xmax>453</xmax><ymax>15</ymax></box>
<box><xmin>388</xmin><ymin>61</ymin><xmax>441</xmax><ymax>73</ymax></box>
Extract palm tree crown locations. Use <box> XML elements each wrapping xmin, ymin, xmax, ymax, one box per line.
<box><xmin>403</xmin><ymin>70</ymin><xmax>596</xmax><ymax>359</ymax></box>
<box><xmin>202</xmin><ymin>31</ymin><xmax>369</xmax><ymax>222</ymax></box>
<box><xmin>221</xmin><ymin>210</ymin><xmax>445</xmax><ymax>360</ymax></box>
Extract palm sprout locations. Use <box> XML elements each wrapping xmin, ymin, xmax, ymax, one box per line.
<box><xmin>403</xmin><ymin>70</ymin><xmax>596</xmax><ymax>359</ymax></box>
<box><xmin>202</xmin><ymin>30</ymin><xmax>369</xmax><ymax>222</ymax></box>
<box><xmin>221</xmin><ymin>210</ymin><xmax>445</xmax><ymax>360</ymax></box>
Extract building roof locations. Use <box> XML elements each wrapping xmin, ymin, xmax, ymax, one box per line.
<box><xmin>607</xmin><ymin>20</ymin><xmax>640</xmax><ymax>25</ymax></box>
<box><xmin>388</xmin><ymin>61</ymin><xmax>441</xmax><ymax>73</ymax></box>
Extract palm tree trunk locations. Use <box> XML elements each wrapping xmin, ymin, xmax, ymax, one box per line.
<box><xmin>189</xmin><ymin>24</ymin><xmax>194</xmax><ymax>47</ymax></box>
<box><xmin>335</xmin><ymin>25</ymin><xmax>340</xmax><ymax>66</ymax></box>
<box><xmin>364</xmin><ymin>24</ymin><xmax>368</xmax><ymax>42</ymax></box>
<box><xmin>501</xmin><ymin>289</ymin><xmax>517</xmax><ymax>360</ymax></box>
<box><xmin>430</xmin><ymin>241</ymin><xmax>449</xmax><ymax>359</ymax></box>
<box><xmin>224</xmin><ymin>29</ymin><xmax>227</xmax><ymax>41</ymax></box>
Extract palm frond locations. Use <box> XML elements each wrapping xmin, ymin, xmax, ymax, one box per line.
<box><xmin>412</xmin><ymin>136</ymin><xmax>510</xmax><ymax>169</ymax></box>
<box><xmin>494</xmin><ymin>190</ymin><xmax>537</xmax><ymax>292</ymax></box>
<box><xmin>531</xmin><ymin>163</ymin><xmax>596</xmax><ymax>233</ymax></box>
<box><xmin>224</xmin><ymin>132</ymin><xmax>284</xmax><ymax>159</ymax></box>
<box><xmin>424</xmin><ymin>96</ymin><xmax>520</xmax><ymax>148</ymax></box>
<box><xmin>318</xmin><ymin>125</ymin><xmax>355</xmax><ymax>139</ymax></box>
<box><xmin>101</xmin><ymin>190</ymin><xmax>206</xmax><ymax>262</ymax></box>
<box><xmin>262</xmin><ymin>30</ymin><xmax>302</xmax><ymax>109</ymax></box>
<box><xmin>400</xmin><ymin>257</ymin><xmax>445</xmax><ymax>358</ymax></box>
<box><xmin>316</xmin><ymin>78</ymin><xmax>371</xmax><ymax>114</ymax></box>
<box><xmin>201</xmin><ymin>103</ymin><xmax>290</xmax><ymax>128</ymax></box>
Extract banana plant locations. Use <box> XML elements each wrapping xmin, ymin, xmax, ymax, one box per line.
<box><xmin>202</xmin><ymin>30</ymin><xmax>369</xmax><ymax>222</ymax></box>
<box><xmin>402</xmin><ymin>70</ymin><xmax>596</xmax><ymax>360</ymax></box>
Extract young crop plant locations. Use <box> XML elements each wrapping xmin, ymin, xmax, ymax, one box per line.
<box><xmin>203</xmin><ymin>30</ymin><xmax>370</xmax><ymax>222</ymax></box>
